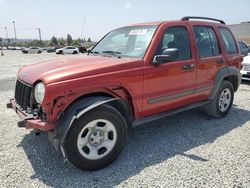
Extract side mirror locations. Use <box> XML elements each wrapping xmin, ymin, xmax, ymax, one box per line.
<box><xmin>240</xmin><ymin>48</ymin><xmax>249</xmax><ymax>57</ymax></box>
<box><xmin>239</xmin><ymin>42</ymin><xmax>249</xmax><ymax>57</ymax></box>
<box><xmin>87</xmin><ymin>47</ymin><xmax>93</xmax><ymax>54</ymax></box>
<box><xmin>153</xmin><ymin>48</ymin><xmax>179</xmax><ymax>65</ymax></box>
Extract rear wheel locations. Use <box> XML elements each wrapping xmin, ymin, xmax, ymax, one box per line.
<box><xmin>63</xmin><ymin>104</ymin><xmax>127</xmax><ymax>170</ymax></box>
<box><xmin>205</xmin><ymin>80</ymin><xmax>234</xmax><ymax>118</ymax></box>
<box><xmin>73</xmin><ymin>51</ymin><xmax>78</xmax><ymax>54</ymax></box>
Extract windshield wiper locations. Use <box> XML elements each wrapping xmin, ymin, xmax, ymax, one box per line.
<box><xmin>89</xmin><ymin>51</ymin><xmax>99</xmax><ymax>54</ymax></box>
<box><xmin>101</xmin><ymin>51</ymin><xmax>122</xmax><ymax>58</ymax></box>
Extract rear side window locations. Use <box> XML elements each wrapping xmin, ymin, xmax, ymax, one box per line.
<box><xmin>193</xmin><ymin>26</ymin><xmax>220</xmax><ymax>58</ymax></box>
<box><xmin>219</xmin><ymin>28</ymin><xmax>238</xmax><ymax>55</ymax></box>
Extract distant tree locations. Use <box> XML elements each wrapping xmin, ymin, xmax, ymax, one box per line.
<box><xmin>50</xmin><ymin>36</ymin><xmax>58</xmax><ymax>46</ymax></box>
<box><xmin>29</xmin><ymin>40</ymin><xmax>43</xmax><ymax>47</ymax></box>
<box><xmin>87</xmin><ymin>37</ymin><xmax>91</xmax><ymax>42</ymax></box>
<box><xmin>83</xmin><ymin>38</ymin><xmax>86</xmax><ymax>42</ymax></box>
<box><xmin>58</xmin><ymin>38</ymin><xmax>66</xmax><ymax>46</ymax></box>
<box><xmin>67</xmin><ymin>34</ymin><xmax>73</xmax><ymax>45</ymax></box>
<box><xmin>71</xmin><ymin>38</ymin><xmax>81</xmax><ymax>46</ymax></box>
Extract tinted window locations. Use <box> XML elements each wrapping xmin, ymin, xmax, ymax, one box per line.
<box><xmin>157</xmin><ymin>26</ymin><xmax>191</xmax><ymax>60</ymax></box>
<box><xmin>219</xmin><ymin>28</ymin><xmax>237</xmax><ymax>54</ymax></box>
<box><xmin>194</xmin><ymin>26</ymin><xmax>220</xmax><ymax>58</ymax></box>
<box><xmin>207</xmin><ymin>27</ymin><xmax>220</xmax><ymax>56</ymax></box>
<box><xmin>239</xmin><ymin>41</ymin><xmax>247</xmax><ymax>50</ymax></box>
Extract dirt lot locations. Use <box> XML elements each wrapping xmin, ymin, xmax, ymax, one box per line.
<box><xmin>0</xmin><ymin>50</ymin><xmax>249</xmax><ymax>188</ymax></box>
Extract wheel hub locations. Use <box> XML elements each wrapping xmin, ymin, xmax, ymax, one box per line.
<box><xmin>219</xmin><ymin>88</ymin><xmax>231</xmax><ymax>112</ymax></box>
<box><xmin>88</xmin><ymin>130</ymin><xmax>104</xmax><ymax>146</ymax></box>
<box><xmin>77</xmin><ymin>119</ymin><xmax>117</xmax><ymax>160</ymax></box>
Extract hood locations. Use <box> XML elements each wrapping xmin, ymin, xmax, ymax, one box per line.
<box><xmin>18</xmin><ymin>55</ymin><xmax>142</xmax><ymax>85</ymax></box>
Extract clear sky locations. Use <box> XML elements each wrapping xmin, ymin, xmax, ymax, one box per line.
<box><xmin>0</xmin><ymin>0</ymin><xmax>250</xmax><ymax>41</ymax></box>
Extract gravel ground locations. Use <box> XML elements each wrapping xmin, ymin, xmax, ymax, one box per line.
<box><xmin>0</xmin><ymin>50</ymin><xmax>249</xmax><ymax>188</ymax></box>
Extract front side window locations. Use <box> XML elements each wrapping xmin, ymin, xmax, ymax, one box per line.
<box><xmin>92</xmin><ymin>26</ymin><xmax>157</xmax><ymax>58</ymax></box>
<box><xmin>157</xmin><ymin>26</ymin><xmax>191</xmax><ymax>60</ymax></box>
<box><xmin>219</xmin><ymin>28</ymin><xmax>238</xmax><ymax>55</ymax></box>
<box><xmin>194</xmin><ymin>26</ymin><xmax>220</xmax><ymax>58</ymax></box>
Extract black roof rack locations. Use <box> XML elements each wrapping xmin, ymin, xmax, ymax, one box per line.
<box><xmin>181</xmin><ymin>16</ymin><xmax>225</xmax><ymax>24</ymax></box>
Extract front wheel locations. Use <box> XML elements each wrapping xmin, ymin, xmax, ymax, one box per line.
<box><xmin>63</xmin><ymin>104</ymin><xmax>127</xmax><ymax>170</ymax></box>
<box><xmin>205</xmin><ymin>80</ymin><xmax>234</xmax><ymax>118</ymax></box>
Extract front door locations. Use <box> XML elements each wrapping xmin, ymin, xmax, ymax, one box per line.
<box><xmin>143</xmin><ymin>25</ymin><xmax>197</xmax><ymax>117</ymax></box>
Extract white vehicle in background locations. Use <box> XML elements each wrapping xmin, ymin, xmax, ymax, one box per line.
<box><xmin>239</xmin><ymin>41</ymin><xmax>250</xmax><ymax>80</ymax></box>
<box><xmin>56</xmin><ymin>46</ymin><xmax>79</xmax><ymax>54</ymax></box>
<box><xmin>241</xmin><ymin>55</ymin><xmax>250</xmax><ymax>80</ymax></box>
<box><xmin>22</xmin><ymin>47</ymin><xmax>42</xmax><ymax>54</ymax></box>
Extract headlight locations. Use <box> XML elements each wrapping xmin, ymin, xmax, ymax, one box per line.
<box><xmin>34</xmin><ymin>82</ymin><xmax>45</xmax><ymax>104</ymax></box>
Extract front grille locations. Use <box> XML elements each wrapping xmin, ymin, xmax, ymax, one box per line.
<box><xmin>15</xmin><ymin>79</ymin><xmax>32</xmax><ymax>110</ymax></box>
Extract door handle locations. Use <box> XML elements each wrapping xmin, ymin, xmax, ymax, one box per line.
<box><xmin>182</xmin><ymin>64</ymin><xmax>195</xmax><ymax>70</ymax></box>
<box><xmin>217</xmin><ymin>59</ymin><xmax>225</xmax><ymax>64</ymax></box>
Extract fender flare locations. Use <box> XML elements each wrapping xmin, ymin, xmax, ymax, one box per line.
<box><xmin>56</xmin><ymin>96</ymin><xmax>132</xmax><ymax>145</ymax></box>
<box><xmin>209</xmin><ymin>66</ymin><xmax>241</xmax><ymax>100</ymax></box>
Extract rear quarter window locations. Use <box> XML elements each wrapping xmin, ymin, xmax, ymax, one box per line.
<box><xmin>219</xmin><ymin>28</ymin><xmax>238</xmax><ymax>55</ymax></box>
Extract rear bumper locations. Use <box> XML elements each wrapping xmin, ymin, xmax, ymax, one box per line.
<box><xmin>6</xmin><ymin>99</ymin><xmax>55</xmax><ymax>131</ymax></box>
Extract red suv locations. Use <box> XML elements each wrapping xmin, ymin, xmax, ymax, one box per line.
<box><xmin>7</xmin><ymin>17</ymin><xmax>242</xmax><ymax>170</ymax></box>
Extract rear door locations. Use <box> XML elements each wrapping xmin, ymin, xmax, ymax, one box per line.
<box><xmin>142</xmin><ymin>24</ymin><xmax>197</xmax><ymax>117</ymax></box>
<box><xmin>218</xmin><ymin>27</ymin><xmax>242</xmax><ymax>69</ymax></box>
<box><xmin>190</xmin><ymin>24</ymin><xmax>225</xmax><ymax>100</ymax></box>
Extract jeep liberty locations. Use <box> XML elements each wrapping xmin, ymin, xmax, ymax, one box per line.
<box><xmin>7</xmin><ymin>17</ymin><xmax>242</xmax><ymax>170</ymax></box>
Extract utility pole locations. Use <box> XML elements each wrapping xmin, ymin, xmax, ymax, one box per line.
<box><xmin>5</xmin><ymin>26</ymin><xmax>9</xmax><ymax>46</ymax></box>
<box><xmin>80</xmin><ymin>16</ymin><xmax>86</xmax><ymax>41</ymax></box>
<box><xmin>38</xmin><ymin>28</ymin><xmax>42</xmax><ymax>42</ymax></box>
<box><xmin>13</xmin><ymin>21</ymin><xmax>17</xmax><ymax>42</ymax></box>
<box><xmin>0</xmin><ymin>37</ymin><xmax>4</xmax><ymax>56</ymax></box>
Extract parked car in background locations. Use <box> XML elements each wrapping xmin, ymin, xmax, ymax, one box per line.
<box><xmin>22</xmin><ymin>47</ymin><xmax>42</xmax><ymax>54</ymax></box>
<box><xmin>8</xmin><ymin>46</ymin><xmax>16</xmax><ymax>50</ymax></box>
<box><xmin>78</xmin><ymin>46</ymin><xmax>87</xmax><ymax>53</ymax></box>
<box><xmin>241</xmin><ymin>55</ymin><xmax>250</xmax><ymax>80</ymax></box>
<box><xmin>15</xmin><ymin>46</ymin><xmax>22</xmax><ymax>50</ymax></box>
<box><xmin>46</xmin><ymin>47</ymin><xmax>57</xmax><ymax>53</ymax></box>
<box><xmin>239</xmin><ymin>41</ymin><xmax>250</xmax><ymax>57</ymax></box>
<box><xmin>56</xmin><ymin>46</ymin><xmax>79</xmax><ymax>54</ymax></box>
<box><xmin>239</xmin><ymin>41</ymin><xmax>250</xmax><ymax>80</ymax></box>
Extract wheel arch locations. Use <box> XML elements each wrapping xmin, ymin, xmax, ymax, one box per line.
<box><xmin>209</xmin><ymin>66</ymin><xmax>241</xmax><ymax>100</ymax></box>
<box><xmin>56</xmin><ymin>93</ymin><xmax>133</xmax><ymax>144</ymax></box>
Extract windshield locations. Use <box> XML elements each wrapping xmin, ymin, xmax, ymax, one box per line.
<box><xmin>91</xmin><ymin>26</ymin><xmax>157</xmax><ymax>58</ymax></box>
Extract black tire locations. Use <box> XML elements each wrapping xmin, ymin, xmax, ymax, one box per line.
<box><xmin>205</xmin><ymin>80</ymin><xmax>234</xmax><ymax>118</ymax></box>
<box><xmin>59</xmin><ymin>50</ymin><xmax>63</xmax><ymax>54</ymax></box>
<box><xmin>73</xmin><ymin>51</ymin><xmax>78</xmax><ymax>54</ymax></box>
<box><xmin>38</xmin><ymin>51</ymin><xmax>41</xmax><ymax>54</ymax></box>
<box><xmin>63</xmin><ymin>104</ymin><xmax>127</xmax><ymax>170</ymax></box>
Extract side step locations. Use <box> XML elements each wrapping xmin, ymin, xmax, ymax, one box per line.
<box><xmin>132</xmin><ymin>101</ymin><xmax>210</xmax><ymax>127</ymax></box>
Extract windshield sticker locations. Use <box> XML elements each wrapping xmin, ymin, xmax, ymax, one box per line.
<box><xmin>129</xmin><ymin>29</ymin><xmax>148</xmax><ymax>35</ymax></box>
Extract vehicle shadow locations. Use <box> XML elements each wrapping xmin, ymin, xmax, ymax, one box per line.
<box><xmin>17</xmin><ymin>106</ymin><xmax>250</xmax><ymax>187</ymax></box>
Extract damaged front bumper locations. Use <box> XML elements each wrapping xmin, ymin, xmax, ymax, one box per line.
<box><xmin>6</xmin><ymin>99</ymin><xmax>55</xmax><ymax>131</ymax></box>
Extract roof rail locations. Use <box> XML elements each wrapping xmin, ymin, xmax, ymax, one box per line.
<box><xmin>181</xmin><ymin>16</ymin><xmax>225</xmax><ymax>24</ymax></box>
